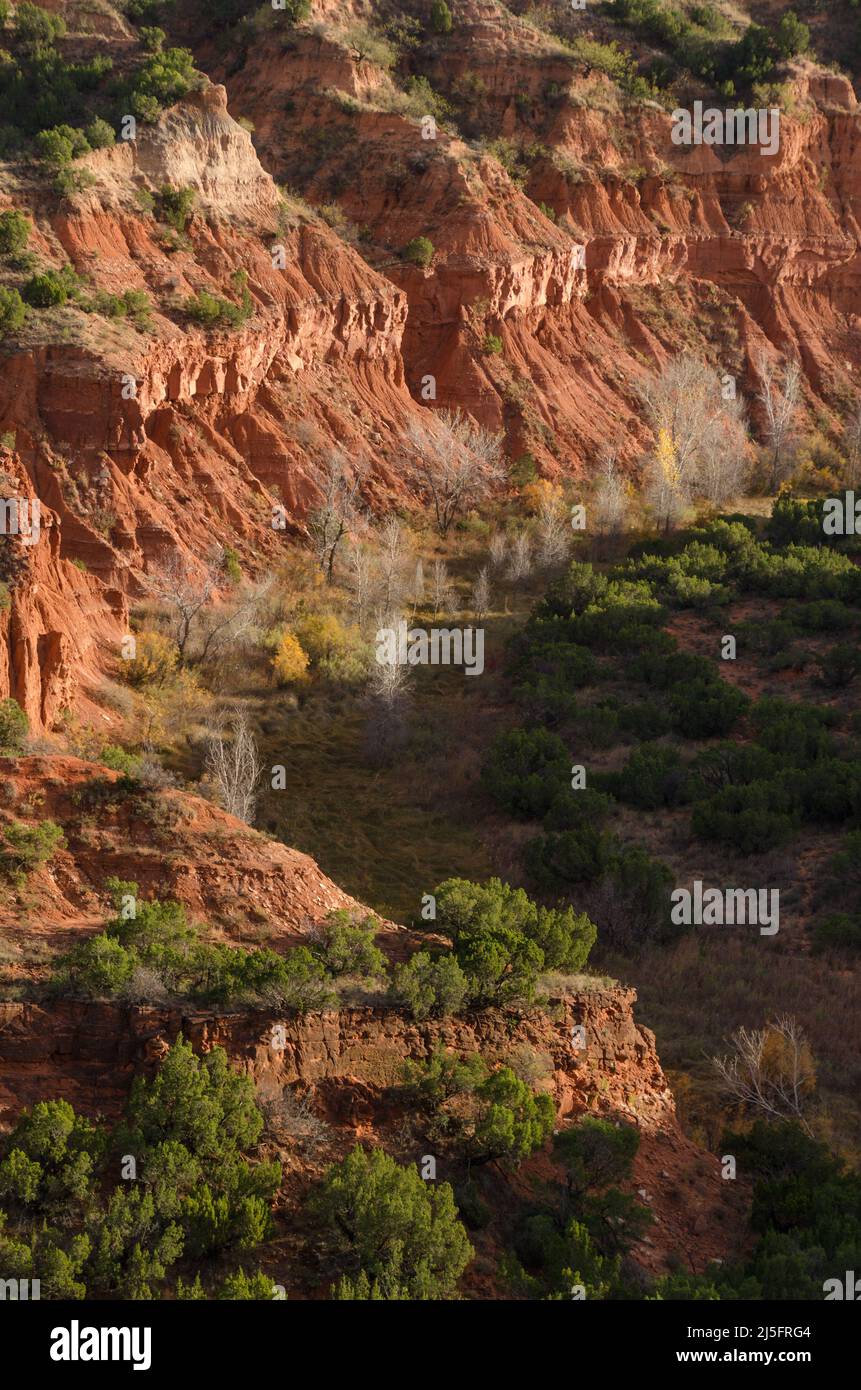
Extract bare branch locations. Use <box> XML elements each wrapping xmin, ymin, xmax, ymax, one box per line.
<box><xmin>641</xmin><ymin>353</ymin><xmax>750</xmax><ymax>526</ymax></box>
<box><xmin>204</xmin><ymin>708</ymin><xmax>261</xmax><ymax>825</ymax></box>
<box><xmin>307</xmin><ymin>449</ymin><xmax>367</xmax><ymax>582</ymax></box>
<box><xmin>403</xmin><ymin>409</ymin><xmax>505</xmax><ymax>535</ymax></box>
<box><xmin>756</xmin><ymin>354</ymin><xmax>802</xmax><ymax>490</ymax></box>
<box><xmin>712</xmin><ymin>1015</ymin><xmax>816</xmax><ymax>1135</ymax></box>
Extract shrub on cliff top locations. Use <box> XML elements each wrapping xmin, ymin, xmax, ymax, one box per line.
<box><xmin>84</xmin><ymin>117</ymin><xmax>115</xmax><ymax>149</ymax></box>
<box><xmin>55</xmin><ymin>891</ymin><xmax>338</xmax><ymax>1011</ymax></box>
<box><xmin>14</xmin><ymin>3</ymin><xmax>66</xmax><ymax>45</ymax></box>
<box><xmin>402</xmin><ymin>235</ymin><xmax>434</xmax><ymax>268</ymax></box>
<box><xmin>313</xmin><ymin>909</ymin><xmax>387</xmax><ymax>980</ymax></box>
<box><xmin>0</xmin><ymin>209</ymin><xmax>30</xmax><ymax>257</ymax></box>
<box><xmin>1</xmin><ymin>818</ymin><xmax>65</xmax><ymax>877</ymax></box>
<box><xmin>389</xmin><ymin>950</ymin><xmax>468</xmax><ymax>1020</ymax></box>
<box><xmin>0</xmin><ymin>286</ymin><xmax>24</xmax><ymax>336</ymax></box>
<box><xmin>433</xmin><ymin>876</ymin><xmax>596</xmax><ymax>1003</ymax></box>
<box><xmin>36</xmin><ymin>124</ymin><xmax>91</xmax><ymax>166</ymax></box>
<box><xmin>429</xmin><ymin>0</ymin><xmax>453</xmax><ymax>36</ymax></box>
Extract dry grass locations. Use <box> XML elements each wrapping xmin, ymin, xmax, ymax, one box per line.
<box><xmin>606</xmin><ymin>930</ymin><xmax>861</xmax><ymax>1158</ymax></box>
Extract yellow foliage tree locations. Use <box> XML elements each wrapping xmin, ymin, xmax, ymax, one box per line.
<box><xmin>295</xmin><ymin>612</ymin><xmax>345</xmax><ymax>663</ymax></box>
<box><xmin>272</xmin><ymin>632</ymin><xmax>310</xmax><ymax>686</ymax></box>
<box><xmin>521</xmin><ymin>478</ymin><xmax>563</xmax><ymax>515</ymax></box>
<box><xmin>655</xmin><ymin>427</ymin><xmax>679</xmax><ymax>488</ymax></box>
<box><xmin>124</xmin><ymin>630</ymin><xmax>178</xmax><ymax>688</ymax></box>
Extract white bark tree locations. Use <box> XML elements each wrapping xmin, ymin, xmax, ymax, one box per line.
<box><xmin>488</xmin><ymin>531</ymin><xmax>508</xmax><ymax>570</ymax></box>
<box><xmin>712</xmin><ymin>1015</ymin><xmax>816</xmax><ymax>1135</ymax></box>
<box><xmin>471</xmin><ymin>565</ymin><xmax>491</xmax><ymax>622</ymax></box>
<box><xmin>368</xmin><ymin>638</ymin><xmax>410</xmax><ymax>704</ymax></box>
<box><xmin>375</xmin><ymin>516</ymin><xmax>414</xmax><ymax>616</ymax></box>
<box><xmin>535</xmin><ymin>491</ymin><xmax>570</xmax><ymax>566</ymax></box>
<box><xmin>308</xmin><ymin>449</ymin><xmax>366</xmax><ymax>582</ymax></box>
<box><xmin>147</xmin><ymin>547</ymin><xmax>265</xmax><ymax>667</ymax></box>
<box><xmin>842</xmin><ymin>400</ymin><xmax>861</xmax><ymax>488</ymax></box>
<box><xmin>409</xmin><ymin>558</ymin><xmax>425</xmax><ymax>616</ymax></box>
<box><xmin>756</xmin><ymin>354</ymin><xmax>802</xmax><ymax>491</ymax></box>
<box><xmin>403</xmin><ymin>409</ymin><xmax>505</xmax><ymax>535</ymax></box>
<box><xmin>506</xmin><ymin>531</ymin><xmax>533</xmax><ymax>581</ymax></box>
<box><xmin>366</xmin><ymin>607</ymin><xmax>411</xmax><ymax>764</ymax></box>
<box><xmin>205</xmin><ymin>709</ymin><xmax>261</xmax><ymax>825</ymax></box>
<box><xmin>641</xmin><ymin>353</ymin><xmax>750</xmax><ymax>523</ymax></box>
<box><xmin>593</xmin><ymin>451</ymin><xmax>627</xmax><ymax>537</ymax></box>
<box><xmin>430</xmin><ymin>558</ymin><xmax>456</xmax><ymax>619</ymax></box>
<box><xmin>346</xmin><ymin>537</ymin><xmax>374</xmax><ymax>627</ymax></box>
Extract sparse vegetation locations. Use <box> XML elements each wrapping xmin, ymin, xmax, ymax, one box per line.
<box><xmin>183</xmin><ymin>287</ymin><xmax>253</xmax><ymax>329</ymax></box>
<box><xmin>0</xmin><ymin>698</ymin><xmax>27</xmax><ymax>753</ymax></box>
<box><xmin>1</xmin><ymin>819</ymin><xmax>64</xmax><ymax>880</ymax></box>
<box><xmin>2</xmin><ymin>0</ymin><xmax>860</xmax><ymax>1321</ymax></box>
<box><xmin>401</xmin><ymin>235</ymin><xmax>434</xmax><ymax>268</ymax></box>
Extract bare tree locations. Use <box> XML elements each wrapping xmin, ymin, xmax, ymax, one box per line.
<box><xmin>308</xmin><ymin>449</ymin><xmax>366</xmax><ymax>582</ymax></box>
<box><xmin>843</xmin><ymin>400</ymin><xmax>861</xmax><ymax>488</ymax></box>
<box><xmin>403</xmin><ymin>409</ymin><xmax>505</xmax><ymax>535</ymax></box>
<box><xmin>471</xmin><ymin>565</ymin><xmax>491</xmax><ymax>622</ymax></box>
<box><xmin>641</xmin><ymin>354</ymin><xmax>750</xmax><ymax>524</ymax></box>
<box><xmin>205</xmin><ymin>709</ymin><xmax>261</xmax><ymax>825</ymax></box>
<box><xmin>696</xmin><ymin>416</ymin><xmax>750</xmax><ymax>506</ymax></box>
<box><xmin>365</xmin><ymin>608</ymin><xmax>411</xmax><ymax>764</ymax></box>
<box><xmin>197</xmin><ymin>584</ymin><xmax>269</xmax><ymax>669</ymax></box>
<box><xmin>488</xmin><ymin>531</ymin><xmax>507</xmax><ymax>570</ymax></box>
<box><xmin>368</xmin><ymin>637</ymin><xmax>411</xmax><ymax>705</ymax></box>
<box><xmin>147</xmin><ymin>547</ymin><xmax>266</xmax><ymax>667</ymax></box>
<box><xmin>757</xmin><ymin>354</ymin><xmax>802</xmax><ymax>490</ymax></box>
<box><xmin>375</xmin><ymin>516</ymin><xmax>414</xmax><ymax>616</ymax></box>
<box><xmin>430</xmin><ymin>558</ymin><xmax>456</xmax><ymax>619</ymax></box>
<box><xmin>593</xmin><ymin>451</ymin><xmax>627</xmax><ymax>537</ymax></box>
<box><xmin>644</xmin><ymin>445</ymin><xmax>688</xmax><ymax>533</ymax></box>
<box><xmin>147</xmin><ymin>552</ymin><xmax>220</xmax><ymax>665</ymax></box>
<box><xmin>712</xmin><ymin>1015</ymin><xmax>816</xmax><ymax>1135</ymax></box>
<box><xmin>409</xmin><ymin>557</ymin><xmax>425</xmax><ymax>616</ymax></box>
<box><xmin>346</xmin><ymin>537</ymin><xmax>374</xmax><ymax>627</ymax></box>
<box><xmin>506</xmin><ymin>531</ymin><xmax>533</xmax><ymax>581</ymax></box>
<box><xmin>263</xmin><ymin>1086</ymin><xmax>331</xmax><ymax>1155</ymax></box>
<box><xmin>535</xmin><ymin>491</ymin><xmax>570</xmax><ymax>566</ymax></box>
<box><xmin>642</xmin><ymin>355</ymin><xmax>724</xmax><ymax>482</ymax></box>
